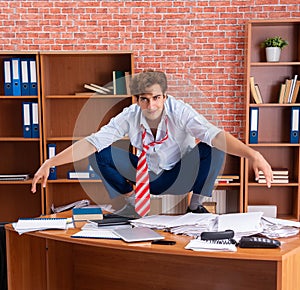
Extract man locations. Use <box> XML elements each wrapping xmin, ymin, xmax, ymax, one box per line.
<box><xmin>31</xmin><ymin>71</ymin><xmax>273</xmax><ymax>217</ymax></box>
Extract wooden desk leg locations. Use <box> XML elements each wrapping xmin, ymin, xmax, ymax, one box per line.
<box><xmin>6</xmin><ymin>230</ymin><xmax>47</xmax><ymax>290</ymax></box>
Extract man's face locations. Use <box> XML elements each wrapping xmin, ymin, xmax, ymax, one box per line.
<box><xmin>137</xmin><ymin>84</ymin><xmax>166</xmax><ymax>123</ymax></box>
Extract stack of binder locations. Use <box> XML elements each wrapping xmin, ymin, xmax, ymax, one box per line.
<box><xmin>22</xmin><ymin>102</ymin><xmax>39</xmax><ymax>138</ymax></box>
<box><xmin>4</xmin><ymin>57</ymin><xmax>37</xmax><ymax>96</ymax></box>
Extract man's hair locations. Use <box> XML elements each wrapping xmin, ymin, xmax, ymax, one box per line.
<box><xmin>129</xmin><ymin>70</ymin><xmax>168</xmax><ymax>97</ymax></box>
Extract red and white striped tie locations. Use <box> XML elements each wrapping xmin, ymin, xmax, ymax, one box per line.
<box><xmin>135</xmin><ymin>125</ymin><xmax>168</xmax><ymax>217</ymax></box>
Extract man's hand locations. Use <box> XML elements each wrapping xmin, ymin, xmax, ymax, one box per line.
<box><xmin>31</xmin><ymin>160</ymin><xmax>51</xmax><ymax>193</ymax></box>
<box><xmin>251</xmin><ymin>151</ymin><xmax>273</xmax><ymax>188</ymax></box>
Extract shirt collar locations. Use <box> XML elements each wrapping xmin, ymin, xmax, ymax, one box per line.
<box><xmin>139</xmin><ymin>108</ymin><xmax>168</xmax><ymax>132</ymax></box>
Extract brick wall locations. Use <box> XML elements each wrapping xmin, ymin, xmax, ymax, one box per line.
<box><xmin>0</xmin><ymin>0</ymin><xmax>299</xmax><ymax>139</ymax></box>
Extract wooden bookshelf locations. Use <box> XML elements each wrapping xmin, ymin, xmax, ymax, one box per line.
<box><xmin>0</xmin><ymin>50</ymin><xmax>244</xmax><ymax>219</ymax></box>
<box><xmin>245</xmin><ymin>20</ymin><xmax>300</xmax><ymax>220</ymax></box>
<box><xmin>0</xmin><ymin>52</ymin><xmax>43</xmax><ymax>222</ymax></box>
<box><xmin>39</xmin><ymin>51</ymin><xmax>134</xmax><ymax>214</ymax></box>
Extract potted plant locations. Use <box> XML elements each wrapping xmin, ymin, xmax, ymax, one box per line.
<box><xmin>260</xmin><ymin>36</ymin><xmax>288</xmax><ymax>62</ymax></box>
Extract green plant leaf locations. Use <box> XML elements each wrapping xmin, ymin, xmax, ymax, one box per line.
<box><xmin>261</xmin><ymin>36</ymin><xmax>288</xmax><ymax>49</ymax></box>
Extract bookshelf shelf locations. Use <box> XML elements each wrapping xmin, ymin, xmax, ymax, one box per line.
<box><xmin>248</xmin><ymin>182</ymin><xmax>299</xmax><ymax>187</ymax></box>
<box><xmin>245</xmin><ymin>20</ymin><xmax>300</xmax><ymax>220</ymax></box>
<box><xmin>249</xmin><ymin>143</ymin><xmax>300</xmax><ymax>147</ymax></box>
<box><xmin>46</xmin><ymin>94</ymin><xmax>131</xmax><ymax>99</ymax></box>
<box><xmin>251</xmin><ymin>62</ymin><xmax>300</xmax><ymax>66</ymax></box>
<box><xmin>47</xmin><ymin>179</ymin><xmax>103</xmax><ymax>183</ymax></box>
<box><xmin>0</xmin><ymin>138</ymin><xmax>40</xmax><ymax>142</ymax></box>
<box><xmin>250</xmin><ymin>103</ymin><xmax>300</xmax><ymax>107</ymax></box>
<box><xmin>0</xmin><ymin>95</ymin><xmax>38</xmax><ymax>99</ymax></box>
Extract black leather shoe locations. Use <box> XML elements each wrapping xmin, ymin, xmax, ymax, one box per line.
<box><xmin>186</xmin><ymin>205</ymin><xmax>210</xmax><ymax>214</ymax></box>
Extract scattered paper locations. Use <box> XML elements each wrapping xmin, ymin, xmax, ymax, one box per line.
<box><xmin>185</xmin><ymin>239</ymin><xmax>237</xmax><ymax>252</ymax></box>
<box><xmin>13</xmin><ymin>218</ymin><xmax>68</xmax><ymax>235</ymax></box>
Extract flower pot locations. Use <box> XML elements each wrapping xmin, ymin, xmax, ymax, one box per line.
<box><xmin>265</xmin><ymin>47</ymin><xmax>281</xmax><ymax>62</ymax></box>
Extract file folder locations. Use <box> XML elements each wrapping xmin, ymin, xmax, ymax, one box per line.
<box><xmin>31</xmin><ymin>102</ymin><xmax>39</xmax><ymax>138</ymax></box>
<box><xmin>88</xmin><ymin>164</ymin><xmax>101</xmax><ymax>180</ymax></box>
<box><xmin>249</xmin><ymin>107</ymin><xmax>259</xmax><ymax>144</ymax></box>
<box><xmin>290</xmin><ymin>107</ymin><xmax>300</xmax><ymax>143</ymax></box>
<box><xmin>3</xmin><ymin>58</ymin><xmax>13</xmax><ymax>96</ymax></box>
<box><xmin>47</xmin><ymin>144</ymin><xmax>57</xmax><ymax>180</ymax></box>
<box><xmin>22</xmin><ymin>102</ymin><xmax>32</xmax><ymax>138</ymax></box>
<box><xmin>68</xmin><ymin>171</ymin><xmax>91</xmax><ymax>179</ymax></box>
<box><xmin>113</xmin><ymin>71</ymin><xmax>126</xmax><ymax>95</ymax></box>
<box><xmin>29</xmin><ymin>59</ymin><xmax>38</xmax><ymax>95</ymax></box>
<box><xmin>20</xmin><ymin>59</ymin><xmax>30</xmax><ymax>96</ymax></box>
<box><xmin>11</xmin><ymin>58</ymin><xmax>21</xmax><ymax>96</ymax></box>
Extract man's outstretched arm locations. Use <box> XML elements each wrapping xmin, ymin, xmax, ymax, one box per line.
<box><xmin>31</xmin><ymin>139</ymin><xmax>96</xmax><ymax>193</ymax></box>
<box><xmin>212</xmin><ymin>131</ymin><xmax>273</xmax><ymax>188</ymax></box>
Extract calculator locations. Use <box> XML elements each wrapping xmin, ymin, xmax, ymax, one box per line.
<box><xmin>238</xmin><ymin>236</ymin><xmax>281</xmax><ymax>248</ymax></box>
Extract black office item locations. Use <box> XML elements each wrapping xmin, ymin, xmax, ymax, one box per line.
<box><xmin>238</xmin><ymin>236</ymin><xmax>281</xmax><ymax>248</ymax></box>
<box><xmin>89</xmin><ymin>216</ymin><xmax>131</xmax><ymax>227</ymax></box>
<box><xmin>152</xmin><ymin>240</ymin><xmax>176</xmax><ymax>245</ymax></box>
<box><xmin>201</xmin><ymin>230</ymin><xmax>234</xmax><ymax>241</ymax></box>
<box><xmin>200</xmin><ymin>230</ymin><xmax>236</xmax><ymax>245</ymax></box>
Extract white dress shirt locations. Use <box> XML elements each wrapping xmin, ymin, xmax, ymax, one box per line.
<box><xmin>86</xmin><ymin>95</ymin><xmax>221</xmax><ymax>174</ymax></box>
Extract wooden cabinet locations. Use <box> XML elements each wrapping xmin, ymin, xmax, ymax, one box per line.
<box><xmin>0</xmin><ymin>52</ymin><xmax>43</xmax><ymax>222</ymax></box>
<box><xmin>244</xmin><ymin>20</ymin><xmax>300</xmax><ymax>220</ymax></box>
<box><xmin>39</xmin><ymin>52</ymin><xmax>134</xmax><ymax>214</ymax></box>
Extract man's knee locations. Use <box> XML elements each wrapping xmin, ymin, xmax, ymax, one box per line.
<box><xmin>95</xmin><ymin>146</ymin><xmax>112</xmax><ymax>165</ymax></box>
<box><xmin>87</xmin><ymin>147</ymin><xmax>112</xmax><ymax>174</ymax></box>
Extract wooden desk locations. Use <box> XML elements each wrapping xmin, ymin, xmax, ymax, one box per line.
<box><xmin>5</xmin><ymin>220</ymin><xmax>300</xmax><ymax>290</ymax></box>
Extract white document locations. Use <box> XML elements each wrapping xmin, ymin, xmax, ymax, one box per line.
<box><xmin>185</xmin><ymin>239</ymin><xmax>237</xmax><ymax>252</ymax></box>
<box><xmin>262</xmin><ymin>216</ymin><xmax>300</xmax><ymax>228</ymax></box>
<box><xmin>14</xmin><ymin>218</ymin><xmax>68</xmax><ymax>235</ymax></box>
<box><xmin>82</xmin><ymin>222</ymin><xmax>131</xmax><ymax>231</ymax></box>
<box><xmin>51</xmin><ymin>199</ymin><xmax>91</xmax><ymax>213</ymax></box>
<box><xmin>131</xmin><ymin>213</ymin><xmax>217</xmax><ymax>230</ymax></box>
<box><xmin>217</xmin><ymin>212</ymin><xmax>263</xmax><ymax>233</ymax></box>
<box><xmin>72</xmin><ymin>229</ymin><xmax>120</xmax><ymax>239</ymax></box>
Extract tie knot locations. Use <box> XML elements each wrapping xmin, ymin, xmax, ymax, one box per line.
<box><xmin>141</xmin><ymin>127</ymin><xmax>168</xmax><ymax>149</ymax></box>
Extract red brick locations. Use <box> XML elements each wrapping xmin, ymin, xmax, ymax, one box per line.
<box><xmin>0</xmin><ymin>1</ymin><xmax>297</xmax><ymax>137</ymax></box>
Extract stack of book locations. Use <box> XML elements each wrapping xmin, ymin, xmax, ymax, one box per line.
<box><xmin>215</xmin><ymin>175</ymin><xmax>239</xmax><ymax>184</ymax></box>
<box><xmin>83</xmin><ymin>83</ymin><xmax>112</xmax><ymax>95</ymax></box>
<box><xmin>258</xmin><ymin>168</ymin><xmax>289</xmax><ymax>184</ymax></box>
<box><xmin>249</xmin><ymin>76</ymin><xmax>263</xmax><ymax>104</ymax></box>
<box><xmin>278</xmin><ymin>74</ymin><xmax>300</xmax><ymax>104</ymax></box>
<box><xmin>81</xmin><ymin>71</ymin><xmax>131</xmax><ymax>96</ymax></box>
<box><xmin>72</xmin><ymin>206</ymin><xmax>103</xmax><ymax>222</ymax></box>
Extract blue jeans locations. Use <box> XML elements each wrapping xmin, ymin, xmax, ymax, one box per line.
<box><xmin>89</xmin><ymin>143</ymin><xmax>225</xmax><ymax>199</ymax></box>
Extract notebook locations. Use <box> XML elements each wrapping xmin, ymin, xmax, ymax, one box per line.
<box><xmin>113</xmin><ymin>227</ymin><xmax>165</xmax><ymax>243</ymax></box>
<box><xmin>71</xmin><ymin>229</ymin><xmax>121</xmax><ymax>240</ymax></box>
